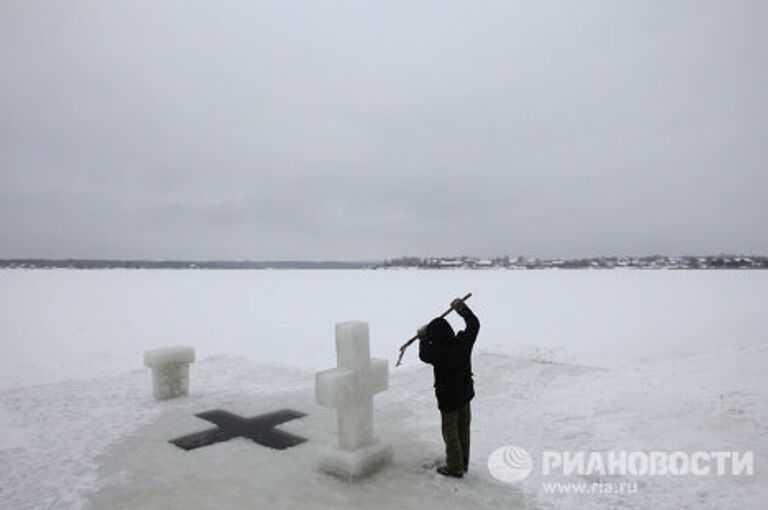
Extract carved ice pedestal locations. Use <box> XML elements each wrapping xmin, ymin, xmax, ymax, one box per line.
<box><xmin>143</xmin><ymin>346</ymin><xmax>195</xmax><ymax>400</ymax></box>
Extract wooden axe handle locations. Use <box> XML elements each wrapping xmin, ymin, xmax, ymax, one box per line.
<box><xmin>438</xmin><ymin>292</ymin><xmax>473</xmax><ymax>319</ymax></box>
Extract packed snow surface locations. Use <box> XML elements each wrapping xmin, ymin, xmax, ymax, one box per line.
<box><xmin>1</xmin><ymin>269</ymin><xmax>766</xmax><ymax>509</ymax></box>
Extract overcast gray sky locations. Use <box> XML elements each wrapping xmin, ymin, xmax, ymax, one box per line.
<box><xmin>1</xmin><ymin>1</ymin><xmax>766</xmax><ymax>260</ymax></box>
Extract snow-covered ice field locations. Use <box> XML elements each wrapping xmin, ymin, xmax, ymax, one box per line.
<box><xmin>1</xmin><ymin>269</ymin><xmax>767</xmax><ymax>509</ymax></box>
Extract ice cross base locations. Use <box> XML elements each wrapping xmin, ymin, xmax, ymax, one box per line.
<box><xmin>316</xmin><ymin>321</ymin><xmax>392</xmax><ymax>478</ymax></box>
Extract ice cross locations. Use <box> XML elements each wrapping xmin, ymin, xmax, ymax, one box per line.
<box><xmin>316</xmin><ymin>321</ymin><xmax>392</xmax><ymax>477</ymax></box>
<box><xmin>169</xmin><ymin>409</ymin><xmax>307</xmax><ymax>451</ymax></box>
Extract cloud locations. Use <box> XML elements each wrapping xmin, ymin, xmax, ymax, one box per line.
<box><xmin>1</xmin><ymin>1</ymin><xmax>766</xmax><ymax>258</ymax></box>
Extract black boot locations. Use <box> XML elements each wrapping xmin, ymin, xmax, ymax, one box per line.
<box><xmin>437</xmin><ymin>465</ymin><xmax>464</xmax><ymax>478</ymax></box>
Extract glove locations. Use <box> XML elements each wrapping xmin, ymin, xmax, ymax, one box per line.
<box><xmin>417</xmin><ymin>325</ymin><xmax>428</xmax><ymax>339</ymax></box>
<box><xmin>451</xmin><ymin>298</ymin><xmax>467</xmax><ymax>311</ymax></box>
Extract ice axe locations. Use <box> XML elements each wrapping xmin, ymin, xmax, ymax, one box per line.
<box><xmin>395</xmin><ymin>292</ymin><xmax>472</xmax><ymax>367</ymax></box>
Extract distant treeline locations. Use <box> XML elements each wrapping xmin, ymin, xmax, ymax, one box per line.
<box><xmin>2</xmin><ymin>256</ymin><xmax>767</xmax><ymax>270</ymax></box>
<box><xmin>0</xmin><ymin>259</ymin><xmax>373</xmax><ymax>270</ymax></box>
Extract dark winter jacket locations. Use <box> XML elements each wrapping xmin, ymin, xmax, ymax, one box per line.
<box><xmin>419</xmin><ymin>305</ymin><xmax>480</xmax><ymax>412</ymax></box>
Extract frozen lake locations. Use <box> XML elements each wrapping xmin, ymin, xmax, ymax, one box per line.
<box><xmin>1</xmin><ymin>269</ymin><xmax>767</xmax><ymax>510</ymax></box>
<box><xmin>1</xmin><ymin>269</ymin><xmax>767</xmax><ymax>389</ymax></box>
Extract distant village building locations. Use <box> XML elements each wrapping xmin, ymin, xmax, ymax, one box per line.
<box><xmin>437</xmin><ymin>259</ymin><xmax>464</xmax><ymax>268</ymax></box>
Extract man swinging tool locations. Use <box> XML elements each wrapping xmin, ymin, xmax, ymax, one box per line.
<box><xmin>416</xmin><ymin>296</ymin><xmax>480</xmax><ymax>478</ymax></box>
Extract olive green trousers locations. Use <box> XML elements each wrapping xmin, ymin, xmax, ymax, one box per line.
<box><xmin>441</xmin><ymin>402</ymin><xmax>471</xmax><ymax>472</ymax></box>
